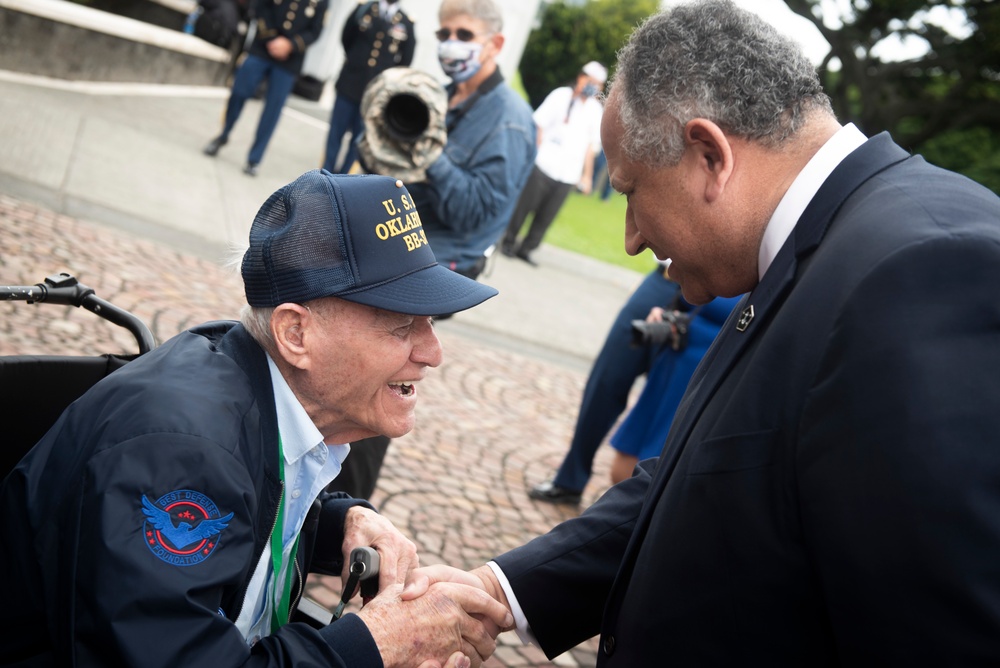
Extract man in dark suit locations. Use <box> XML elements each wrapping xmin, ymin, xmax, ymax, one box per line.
<box><xmin>322</xmin><ymin>1</ymin><xmax>415</xmax><ymax>174</ymax></box>
<box><xmin>406</xmin><ymin>0</ymin><xmax>1000</xmax><ymax>663</ymax></box>
<box><xmin>203</xmin><ymin>0</ymin><xmax>328</xmax><ymax>176</ymax></box>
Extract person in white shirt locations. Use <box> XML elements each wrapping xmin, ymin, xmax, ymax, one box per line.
<box><xmin>500</xmin><ymin>61</ymin><xmax>607</xmax><ymax>266</ymax></box>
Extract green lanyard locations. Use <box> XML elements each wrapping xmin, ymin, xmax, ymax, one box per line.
<box><xmin>269</xmin><ymin>435</ymin><xmax>301</xmax><ymax>634</ymax></box>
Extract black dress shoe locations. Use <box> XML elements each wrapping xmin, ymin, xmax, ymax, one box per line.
<box><xmin>500</xmin><ymin>243</ymin><xmax>516</xmax><ymax>258</ymax></box>
<box><xmin>515</xmin><ymin>250</ymin><xmax>539</xmax><ymax>267</ymax></box>
<box><xmin>243</xmin><ymin>162</ymin><xmax>259</xmax><ymax>177</ymax></box>
<box><xmin>528</xmin><ymin>480</ymin><xmax>581</xmax><ymax>504</ymax></box>
<box><xmin>203</xmin><ymin>136</ymin><xmax>227</xmax><ymax>156</ymax></box>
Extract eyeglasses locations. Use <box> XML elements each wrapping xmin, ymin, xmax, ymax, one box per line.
<box><xmin>435</xmin><ymin>27</ymin><xmax>479</xmax><ymax>42</ymax></box>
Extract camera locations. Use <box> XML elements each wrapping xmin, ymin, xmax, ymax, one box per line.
<box><xmin>630</xmin><ymin>310</ymin><xmax>691</xmax><ymax>351</ymax></box>
<box><xmin>383</xmin><ymin>92</ymin><xmax>431</xmax><ymax>143</ymax></box>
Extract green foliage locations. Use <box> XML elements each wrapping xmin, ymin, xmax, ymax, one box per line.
<box><xmin>782</xmin><ymin>0</ymin><xmax>1000</xmax><ymax>194</ymax></box>
<box><xmin>519</xmin><ymin>0</ymin><xmax>659</xmax><ymax>109</ymax></box>
<box><xmin>508</xmin><ymin>68</ymin><xmax>529</xmax><ymax>103</ymax></box>
<box><xmin>918</xmin><ymin>126</ymin><xmax>1000</xmax><ymax>195</ymax></box>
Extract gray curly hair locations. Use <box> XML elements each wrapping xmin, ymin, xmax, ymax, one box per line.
<box><xmin>439</xmin><ymin>0</ymin><xmax>503</xmax><ymax>34</ymax></box>
<box><xmin>613</xmin><ymin>0</ymin><xmax>833</xmax><ymax>166</ymax></box>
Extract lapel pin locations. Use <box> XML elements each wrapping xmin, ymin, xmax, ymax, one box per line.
<box><xmin>736</xmin><ymin>305</ymin><xmax>754</xmax><ymax>332</ymax></box>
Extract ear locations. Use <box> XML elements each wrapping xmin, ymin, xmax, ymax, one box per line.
<box><xmin>270</xmin><ymin>303</ymin><xmax>312</xmax><ymax>370</ymax></box>
<box><xmin>485</xmin><ymin>32</ymin><xmax>504</xmax><ymax>58</ymax></box>
<box><xmin>684</xmin><ymin>119</ymin><xmax>734</xmax><ymax>203</ymax></box>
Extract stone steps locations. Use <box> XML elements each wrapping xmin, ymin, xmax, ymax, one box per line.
<box><xmin>0</xmin><ymin>0</ymin><xmax>232</xmax><ymax>86</ymax></box>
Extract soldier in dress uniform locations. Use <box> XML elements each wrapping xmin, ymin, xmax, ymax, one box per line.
<box><xmin>322</xmin><ymin>0</ymin><xmax>416</xmax><ymax>174</ymax></box>
<box><xmin>203</xmin><ymin>0</ymin><xmax>329</xmax><ymax>176</ymax></box>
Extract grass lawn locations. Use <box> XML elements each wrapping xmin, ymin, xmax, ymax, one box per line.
<box><xmin>543</xmin><ymin>190</ymin><xmax>660</xmax><ymax>274</ymax></box>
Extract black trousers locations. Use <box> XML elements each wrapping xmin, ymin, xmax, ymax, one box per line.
<box><xmin>502</xmin><ymin>166</ymin><xmax>574</xmax><ymax>254</ymax></box>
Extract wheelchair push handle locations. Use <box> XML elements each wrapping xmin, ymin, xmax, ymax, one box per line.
<box><xmin>0</xmin><ymin>273</ymin><xmax>156</xmax><ymax>354</ymax></box>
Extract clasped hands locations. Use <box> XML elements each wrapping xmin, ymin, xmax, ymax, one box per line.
<box><xmin>342</xmin><ymin>508</ymin><xmax>511</xmax><ymax>668</ymax></box>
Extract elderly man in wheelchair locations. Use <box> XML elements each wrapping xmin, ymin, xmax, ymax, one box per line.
<box><xmin>0</xmin><ymin>170</ymin><xmax>509</xmax><ymax>668</ymax></box>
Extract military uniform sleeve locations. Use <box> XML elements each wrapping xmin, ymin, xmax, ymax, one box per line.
<box><xmin>341</xmin><ymin>2</ymin><xmax>368</xmax><ymax>50</ymax></box>
<box><xmin>400</xmin><ymin>16</ymin><xmax>416</xmax><ymax>67</ymax></box>
<box><xmin>289</xmin><ymin>0</ymin><xmax>328</xmax><ymax>54</ymax></box>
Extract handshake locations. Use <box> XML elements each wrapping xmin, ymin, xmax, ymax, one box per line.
<box><xmin>337</xmin><ymin>509</ymin><xmax>512</xmax><ymax>668</ymax></box>
<box><xmin>353</xmin><ymin>562</ymin><xmax>511</xmax><ymax>668</ymax></box>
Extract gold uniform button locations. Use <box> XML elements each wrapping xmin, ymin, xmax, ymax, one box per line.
<box><xmin>368</xmin><ymin>58</ymin><xmax>376</xmax><ymax>66</ymax></box>
<box><xmin>376</xmin><ymin>32</ymin><xmax>384</xmax><ymax>38</ymax></box>
<box><xmin>286</xmin><ymin>11</ymin><xmax>295</xmax><ymax>19</ymax></box>
<box><xmin>374</xmin><ymin>40</ymin><xmax>382</xmax><ymax>48</ymax></box>
<box><xmin>370</xmin><ymin>49</ymin><xmax>379</xmax><ymax>57</ymax></box>
<box><xmin>283</xmin><ymin>20</ymin><xmax>292</xmax><ymax>29</ymax></box>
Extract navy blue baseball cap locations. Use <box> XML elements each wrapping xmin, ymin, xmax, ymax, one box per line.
<box><xmin>242</xmin><ymin>170</ymin><xmax>497</xmax><ymax>315</ymax></box>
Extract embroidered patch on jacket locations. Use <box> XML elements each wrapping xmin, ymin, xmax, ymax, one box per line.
<box><xmin>141</xmin><ymin>490</ymin><xmax>234</xmax><ymax>566</ymax></box>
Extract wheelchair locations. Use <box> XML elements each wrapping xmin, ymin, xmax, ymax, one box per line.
<box><xmin>0</xmin><ymin>272</ymin><xmax>155</xmax><ymax>479</ymax></box>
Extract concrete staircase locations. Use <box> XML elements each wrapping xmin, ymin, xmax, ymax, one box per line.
<box><xmin>0</xmin><ymin>0</ymin><xmax>233</xmax><ymax>85</ymax></box>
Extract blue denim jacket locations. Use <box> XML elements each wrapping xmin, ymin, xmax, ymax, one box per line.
<box><xmin>410</xmin><ymin>70</ymin><xmax>537</xmax><ymax>272</ymax></box>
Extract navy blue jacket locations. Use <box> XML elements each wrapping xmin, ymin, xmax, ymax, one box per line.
<box><xmin>0</xmin><ymin>322</ymin><xmax>382</xmax><ymax>666</ymax></box>
<box><xmin>496</xmin><ymin>134</ymin><xmax>1000</xmax><ymax>664</ymax></box>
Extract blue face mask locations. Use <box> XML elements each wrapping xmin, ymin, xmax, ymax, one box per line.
<box><xmin>582</xmin><ymin>83</ymin><xmax>599</xmax><ymax>98</ymax></box>
<box><xmin>438</xmin><ymin>40</ymin><xmax>483</xmax><ymax>83</ymax></box>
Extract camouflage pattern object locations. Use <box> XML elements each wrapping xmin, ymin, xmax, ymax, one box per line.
<box><xmin>357</xmin><ymin>67</ymin><xmax>449</xmax><ymax>183</ymax></box>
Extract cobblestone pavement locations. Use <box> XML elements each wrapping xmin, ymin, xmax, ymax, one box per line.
<box><xmin>0</xmin><ymin>194</ymin><xmax>618</xmax><ymax>666</ymax></box>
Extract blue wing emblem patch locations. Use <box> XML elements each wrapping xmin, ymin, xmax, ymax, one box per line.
<box><xmin>142</xmin><ymin>490</ymin><xmax>235</xmax><ymax>566</ymax></box>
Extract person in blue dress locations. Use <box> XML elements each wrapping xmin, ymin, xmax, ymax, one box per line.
<box><xmin>608</xmin><ymin>294</ymin><xmax>741</xmax><ymax>483</ymax></box>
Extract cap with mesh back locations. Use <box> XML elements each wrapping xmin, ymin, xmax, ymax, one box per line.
<box><xmin>241</xmin><ymin>170</ymin><xmax>497</xmax><ymax>316</ymax></box>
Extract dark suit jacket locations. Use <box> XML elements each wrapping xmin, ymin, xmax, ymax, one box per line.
<box><xmin>496</xmin><ymin>133</ymin><xmax>1000</xmax><ymax>665</ymax></box>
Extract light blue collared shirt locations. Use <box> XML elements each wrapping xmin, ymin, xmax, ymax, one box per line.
<box><xmin>235</xmin><ymin>355</ymin><xmax>350</xmax><ymax>642</ymax></box>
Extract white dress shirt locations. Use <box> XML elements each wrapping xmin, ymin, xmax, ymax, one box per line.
<box><xmin>757</xmin><ymin>124</ymin><xmax>867</xmax><ymax>279</ymax></box>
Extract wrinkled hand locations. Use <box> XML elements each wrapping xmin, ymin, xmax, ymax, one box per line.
<box><xmin>266</xmin><ymin>36</ymin><xmax>293</xmax><ymax>60</ymax></box>
<box><xmin>342</xmin><ymin>507</ymin><xmax>419</xmax><ymax>594</ymax></box>
<box><xmin>646</xmin><ymin>306</ymin><xmax>665</xmax><ymax>323</ymax></box>
<box><xmin>358</xmin><ymin>582</ymin><xmax>513</xmax><ymax>668</ymax></box>
<box><xmin>403</xmin><ymin>565</ymin><xmax>513</xmax><ymax>634</ymax></box>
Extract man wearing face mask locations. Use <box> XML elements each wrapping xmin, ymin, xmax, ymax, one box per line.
<box><xmin>404</xmin><ymin>0</ymin><xmax>536</xmax><ymax>282</ymax></box>
<box><xmin>501</xmin><ymin>61</ymin><xmax>607</xmax><ymax>267</ymax></box>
